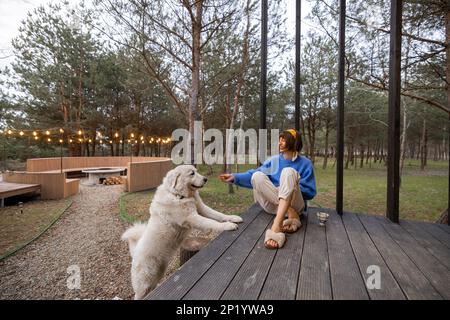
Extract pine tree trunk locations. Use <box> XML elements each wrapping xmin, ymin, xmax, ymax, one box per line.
<box><xmin>323</xmin><ymin>119</ymin><xmax>329</xmax><ymax>169</ymax></box>
<box><xmin>360</xmin><ymin>144</ymin><xmax>364</xmax><ymax>168</ymax></box>
<box><xmin>420</xmin><ymin>119</ymin><xmax>427</xmax><ymax>170</ymax></box>
<box><xmin>374</xmin><ymin>139</ymin><xmax>379</xmax><ymax>163</ymax></box>
<box><xmin>345</xmin><ymin>145</ymin><xmax>351</xmax><ymax>169</ymax></box>
<box><xmin>186</xmin><ymin>1</ymin><xmax>203</xmax><ymax>165</ymax></box>
<box><xmin>366</xmin><ymin>140</ymin><xmax>370</xmax><ymax>164</ymax></box>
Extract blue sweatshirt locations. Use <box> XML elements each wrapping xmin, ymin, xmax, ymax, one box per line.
<box><xmin>233</xmin><ymin>154</ymin><xmax>317</xmax><ymax>200</ymax></box>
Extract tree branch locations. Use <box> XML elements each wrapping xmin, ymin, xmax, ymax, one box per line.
<box><xmin>348</xmin><ymin>75</ymin><xmax>450</xmax><ymax>114</ymax></box>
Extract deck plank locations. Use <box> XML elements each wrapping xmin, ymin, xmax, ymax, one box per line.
<box><xmin>400</xmin><ymin>220</ymin><xmax>450</xmax><ymax>269</ymax></box>
<box><xmin>258</xmin><ymin>211</ymin><xmax>307</xmax><ymax>300</ymax></box>
<box><xmin>375</xmin><ymin>216</ymin><xmax>450</xmax><ymax>299</ymax></box>
<box><xmin>342</xmin><ymin>212</ymin><xmax>405</xmax><ymax>300</ymax></box>
<box><xmin>220</xmin><ymin>216</ymin><xmax>277</xmax><ymax>300</ymax></box>
<box><xmin>415</xmin><ymin>222</ymin><xmax>450</xmax><ymax>250</ymax></box>
<box><xmin>182</xmin><ymin>209</ymin><xmax>272</xmax><ymax>300</ymax></box>
<box><xmin>357</xmin><ymin>214</ymin><xmax>442</xmax><ymax>300</ymax></box>
<box><xmin>437</xmin><ymin>223</ymin><xmax>450</xmax><ymax>234</ymax></box>
<box><xmin>325</xmin><ymin>209</ymin><xmax>369</xmax><ymax>300</ymax></box>
<box><xmin>0</xmin><ymin>182</ymin><xmax>40</xmax><ymax>199</ymax></box>
<box><xmin>146</xmin><ymin>203</ymin><xmax>262</xmax><ymax>300</ymax></box>
<box><xmin>296</xmin><ymin>208</ymin><xmax>332</xmax><ymax>300</ymax></box>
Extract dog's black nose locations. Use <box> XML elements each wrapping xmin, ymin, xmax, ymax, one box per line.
<box><xmin>203</xmin><ymin>177</ymin><xmax>208</xmax><ymax>183</ymax></box>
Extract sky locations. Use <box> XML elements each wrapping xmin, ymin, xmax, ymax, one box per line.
<box><xmin>0</xmin><ymin>0</ymin><xmax>56</xmax><ymax>69</ymax></box>
<box><xmin>0</xmin><ymin>0</ymin><xmax>313</xmax><ymax>71</ymax></box>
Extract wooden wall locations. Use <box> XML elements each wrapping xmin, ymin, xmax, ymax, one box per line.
<box><xmin>26</xmin><ymin>157</ymin><xmax>169</xmax><ymax>172</ymax></box>
<box><xmin>127</xmin><ymin>160</ymin><xmax>173</xmax><ymax>192</ymax></box>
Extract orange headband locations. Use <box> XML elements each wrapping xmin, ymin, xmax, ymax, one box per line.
<box><xmin>287</xmin><ymin>129</ymin><xmax>297</xmax><ymax>139</ymax></box>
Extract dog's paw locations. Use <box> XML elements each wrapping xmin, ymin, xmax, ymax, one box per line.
<box><xmin>227</xmin><ymin>215</ymin><xmax>243</xmax><ymax>223</ymax></box>
<box><xmin>223</xmin><ymin>222</ymin><xmax>238</xmax><ymax>231</ymax></box>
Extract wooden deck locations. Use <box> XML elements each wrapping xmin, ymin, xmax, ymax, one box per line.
<box><xmin>147</xmin><ymin>204</ymin><xmax>450</xmax><ymax>300</ymax></box>
<box><xmin>0</xmin><ymin>182</ymin><xmax>40</xmax><ymax>207</ymax></box>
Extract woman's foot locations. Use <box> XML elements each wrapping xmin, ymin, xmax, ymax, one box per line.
<box><xmin>282</xmin><ymin>207</ymin><xmax>301</xmax><ymax>233</ymax></box>
<box><xmin>264</xmin><ymin>224</ymin><xmax>283</xmax><ymax>249</ymax></box>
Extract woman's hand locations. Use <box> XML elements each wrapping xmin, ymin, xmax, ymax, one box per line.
<box><xmin>219</xmin><ymin>173</ymin><xmax>234</xmax><ymax>184</ymax></box>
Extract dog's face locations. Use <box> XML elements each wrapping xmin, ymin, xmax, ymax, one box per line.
<box><xmin>164</xmin><ymin>165</ymin><xmax>208</xmax><ymax>198</ymax></box>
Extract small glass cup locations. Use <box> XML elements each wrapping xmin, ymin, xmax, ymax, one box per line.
<box><xmin>316</xmin><ymin>212</ymin><xmax>329</xmax><ymax>226</ymax></box>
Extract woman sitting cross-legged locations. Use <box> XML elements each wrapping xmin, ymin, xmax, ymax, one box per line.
<box><xmin>219</xmin><ymin>129</ymin><xmax>317</xmax><ymax>249</ymax></box>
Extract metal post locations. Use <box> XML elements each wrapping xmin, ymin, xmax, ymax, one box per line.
<box><xmin>295</xmin><ymin>0</ymin><xmax>301</xmax><ymax>131</ymax></box>
<box><xmin>260</xmin><ymin>0</ymin><xmax>267</xmax><ymax>130</ymax></box>
<box><xmin>386</xmin><ymin>0</ymin><xmax>403</xmax><ymax>223</ymax></box>
<box><xmin>336</xmin><ymin>0</ymin><xmax>346</xmax><ymax>216</ymax></box>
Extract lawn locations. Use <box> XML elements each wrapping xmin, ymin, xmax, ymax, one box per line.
<box><xmin>120</xmin><ymin>157</ymin><xmax>448</xmax><ymax>223</ymax></box>
<box><xmin>0</xmin><ymin>198</ymin><xmax>73</xmax><ymax>259</ymax></box>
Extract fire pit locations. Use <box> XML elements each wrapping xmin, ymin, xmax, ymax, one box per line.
<box><xmin>82</xmin><ymin>168</ymin><xmax>126</xmax><ymax>185</ymax></box>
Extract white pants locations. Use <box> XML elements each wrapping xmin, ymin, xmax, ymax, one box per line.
<box><xmin>250</xmin><ymin>168</ymin><xmax>305</xmax><ymax>215</ymax></box>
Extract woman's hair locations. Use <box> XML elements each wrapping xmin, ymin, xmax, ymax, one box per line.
<box><xmin>279</xmin><ymin>129</ymin><xmax>303</xmax><ymax>153</ymax></box>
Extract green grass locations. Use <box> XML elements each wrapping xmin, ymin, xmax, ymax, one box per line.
<box><xmin>120</xmin><ymin>158</ymin><xmax>448</xmax><ymax>223</ymax></box>
<box><xmin>313</xmin><ymin>157</ymin><xmax>447</xmax><ymax>221</ymax></box>
<box><xmin>0</xmin><ymin>198</ymin><xmax>73</xmax><ymax>259</ymax></box>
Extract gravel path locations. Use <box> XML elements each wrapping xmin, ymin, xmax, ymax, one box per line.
<box><xmin>0</xmin><ymin>182</ymin><xmax>135</xmax><ymax>299</ymax></box>
<box><xmin>0</xmin><ymin>180</ymin><xmax>219</xmax><ymax>300</ymax></box>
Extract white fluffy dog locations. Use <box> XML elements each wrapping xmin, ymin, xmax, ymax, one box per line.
<box><xmin>121</xmin><ymin>165</ymin><xmax>243</xmax><ymax>300</ymax></box>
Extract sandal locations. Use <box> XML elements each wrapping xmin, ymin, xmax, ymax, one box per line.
<box><xmin>264</xmin><ymin>229</ymin><xmax>286</xmax><ymax>249</ymax></box>
<box><xmin>282</xmin><ymin>218</ymin><xmax>302</xmax><ymax>234</ymax></box>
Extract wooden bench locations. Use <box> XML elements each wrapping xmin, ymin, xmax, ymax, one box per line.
<box><xmin>0</xmin><ymin>182</ymin><xmax>41</xmax><ymax>207</ymax></box>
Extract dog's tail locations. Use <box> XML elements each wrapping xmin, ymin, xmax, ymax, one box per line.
<box><xmin>121</xmin><ymin>222</ymin><xmax>147</xmax><ymax>256</ymax></box>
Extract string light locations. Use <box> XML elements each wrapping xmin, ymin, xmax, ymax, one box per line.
<box><xmin>2</xmin><ymin>128</ymin><xmax>172</xmax><ymax>149</ymax></box>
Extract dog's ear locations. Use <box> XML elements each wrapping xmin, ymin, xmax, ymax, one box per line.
<box><xmin>172</xmin><ymin>173</ymin><xmax>180</xmax><ymax>189</ymax></box>
<box><xmin>166</xmin><ymin>171</ymin><xmax>181</xmax><ymax>190</ymax></box>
